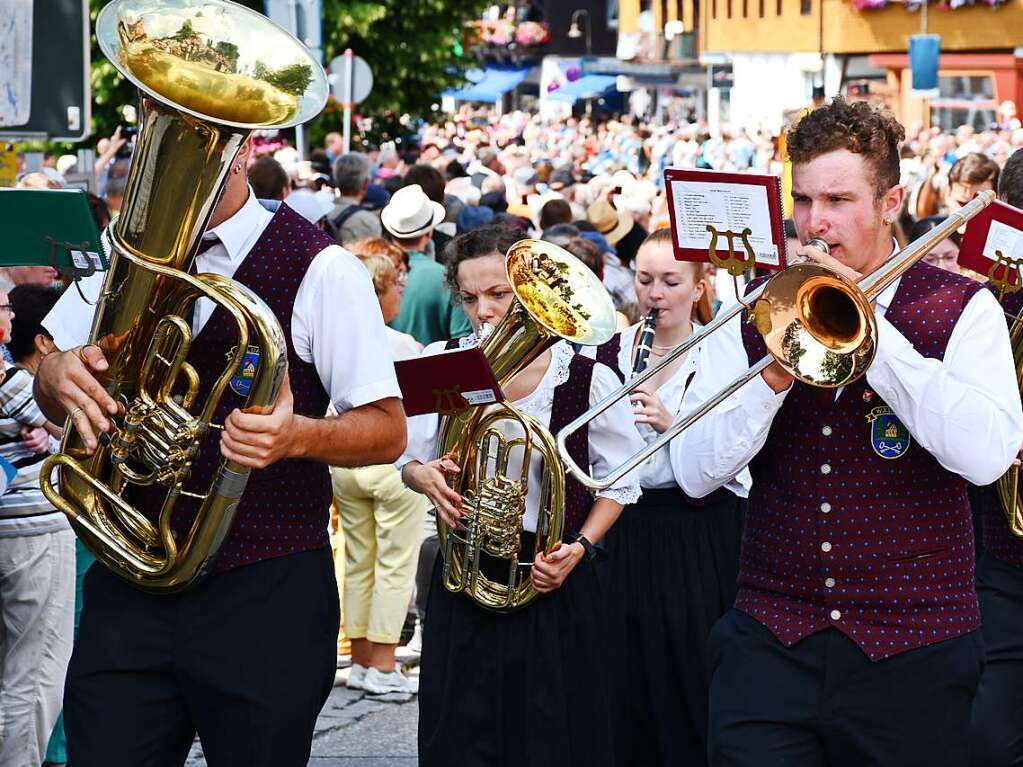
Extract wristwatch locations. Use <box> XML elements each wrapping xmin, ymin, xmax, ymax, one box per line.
<box><xmin>573</xmin><ymin>533</ymin><xmax>599</xmax><ymax>562</ymax></box>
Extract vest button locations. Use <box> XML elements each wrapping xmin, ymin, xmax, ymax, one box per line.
<box><xmin>830</xmin><ymin>609</ymin><xmax>842</xmax><ymax>620</ymax></box>
<box><xmin>820</xmin><ymin>502</ymin><xmax>832</xmax><ymax>513</ymax></box>
<box><xmin>825</xmin><ymin>577</ymin><xmax>836</xmax><ymax>588</ymax></box>
<box><xmin>821</xmin><ymin>541</ymin><xmax>832</xmax><ymax>553</ymax></box>
<box><xmin>821</xmin><ymin>463</ymin><xmax>832</xmax><ymax>474</ymax></box>
<box><xmin>822</xmin><ymin>425</ymin><xmax>833</xmax><ymax>436</ymax></box>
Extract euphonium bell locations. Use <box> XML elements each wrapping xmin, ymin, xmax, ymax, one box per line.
<box><xmin>436</xmin><ymin>240</ymin><xmax>616</xmax><ymax>611</ymax></box>
<box><xmin>39</xmin><ymin>0</ymin><xmax>328</xmax><ymax>592</ymax></box>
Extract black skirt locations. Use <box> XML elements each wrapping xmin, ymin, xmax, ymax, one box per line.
<box><xmin>419</xmin><ymin>554</ymin><xmax>613</xmax><ymax>767</ymax></box>
<box><xmin>600</xmin><ymin>486</ymin><xmax>745</xmax><ymax>767</ymax></box>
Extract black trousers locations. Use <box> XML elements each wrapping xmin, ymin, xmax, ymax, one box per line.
<box><xmin>970</xmin><ymin>553</ymin><xmax>1023</xmax><ymax>766</ymax></box>
<box><xmin>708</xmin><ymin>609</ymin><xmax>983</xmax><ymax>767</ymax></box>
<box><xmin>65</xmin><ymin>547</ymin><xmax>340</xmax><ymax>767</ymax></box>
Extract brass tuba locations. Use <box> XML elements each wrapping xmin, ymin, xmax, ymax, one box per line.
<box><xmin>436</xmin><ymin>240</ymin><xmax>616</xmax><ymax>611</ymax></box>
<box><xmin>39</xmin><ymin>0</ymin><xmax>328</xmax><ymax>592</ymax></box>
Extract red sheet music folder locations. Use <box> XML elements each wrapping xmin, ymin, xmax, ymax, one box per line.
<box><xmin>395</xmin><ymin>345</ymin><xmax>504</xmax><ymax>417</ymax></box>
<box><xmin>958</xmin><ymin>200</ymin><xmax>1023</xmax><ymax>288</ymax></box>
<box><xmin>663</xmin><ymin>168</ymin><xmax>787</xmax><ymax>271</ymax></box>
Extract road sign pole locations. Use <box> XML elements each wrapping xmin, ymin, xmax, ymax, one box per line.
<box><xmin>342</xmin><ymin>48</ymin><xmax>354</xmax><ymax>154</ymax></box>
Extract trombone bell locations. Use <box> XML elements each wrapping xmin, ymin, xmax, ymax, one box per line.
<box><xmin>754</xmin><ymin>263</ymin><xmax>877</xmax><ymax>388</ymax></box>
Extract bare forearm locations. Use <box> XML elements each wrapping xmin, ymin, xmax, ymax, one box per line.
<box><xmin>287</xmin><ymin>398</ymin><xmax>407</xmax><ymax>467</ymax></box>
<box><xmin>579</xmin><ymin>496</ymin><xmax>625</xmax><ymax>545</ymax></box>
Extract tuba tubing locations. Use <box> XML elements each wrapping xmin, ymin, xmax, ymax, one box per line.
<box><xmin>39</xmin><ymin>0</ymin><xmax>327</xmax><ymax>592</ymax></box>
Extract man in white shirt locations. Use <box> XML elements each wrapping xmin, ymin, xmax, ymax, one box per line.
<box><xmin>672</xmin><ymin>98</ymin><xmax>1023</xmax><ymax>766</ymax></box>
<box><xmin>33</xmin><ymin>141</ymin><xmax>406</xmax><ymax>767</ymax></box>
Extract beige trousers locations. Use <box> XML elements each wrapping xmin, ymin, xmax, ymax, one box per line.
<box><xmin>331</xmin><ymin>464</ymin><xmax>427</xmax><ymax>644</ymax></box>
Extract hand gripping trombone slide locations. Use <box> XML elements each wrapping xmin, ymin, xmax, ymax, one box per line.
<box><xmin>556</xmin><ymin>191</ymin><xmax>997</xmax><ymax>491</ymax></box>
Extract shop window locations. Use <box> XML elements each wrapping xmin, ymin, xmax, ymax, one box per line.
<box><xmin>929</xmin><ymin>74</ymin><xmax>997</xmax><ymax>133</ymax></box>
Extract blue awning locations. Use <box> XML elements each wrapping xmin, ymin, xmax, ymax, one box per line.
<box><xmin>441</xmin><ymin>67</ymin><xmax>531</xmax><ymax>103</ymax></box>
<box><xmin>547</xmin><ymin>75</ymin><xmax>618</xmax><ymax>103</ymax></box>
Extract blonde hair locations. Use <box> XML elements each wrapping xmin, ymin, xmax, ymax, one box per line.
<box><xmin>636</xmin><ymin>228</ymin><xmax>713</xmax><ymax>324</ymax></box>
<box><xmin>347</xmin><ymin>237</ymin><xmax>407</xmax><ymax>271</ymax></box>
<box><xmin>351</xmin><ymin>253</ymin><xmax>397</xmax><ymax>297</ymax></box>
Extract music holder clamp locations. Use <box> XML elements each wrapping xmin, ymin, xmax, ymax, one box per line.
<box><xmin>987</xmin><ymin>249</ymin><xmax>1023</xmax><ymax>302</ymax></box>
<box><xmin>433</xmin><ymin>386</ymin><xmax>469</xmax><ymax>417</ymax></box>
<box><xmin>707</xmin><ymin>224</ymin><xmax>757</xmax><ymax>312</ymax></box>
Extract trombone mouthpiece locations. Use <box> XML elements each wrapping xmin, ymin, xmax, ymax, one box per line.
<box><xmin>806</xmin><ymin>238</ymin><xmax>830</xmax><ymax>255</ymax></box>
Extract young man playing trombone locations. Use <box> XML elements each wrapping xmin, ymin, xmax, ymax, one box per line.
<box><xmin>672</xmin><ymin>97</ymin><xmax>1023</xmax><ymax>766</ymax></box>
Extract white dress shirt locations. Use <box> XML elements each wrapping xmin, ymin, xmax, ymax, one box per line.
<box><xmin>581</xmin><ymin>322</ymin><xmax>751</xmax><ymax>495</ymax></box>
<box><xmin>400</xmin><ymin>339</ymin><xmax>644</xmax><ymax>532</ymax></box>
<box><xmin>43</xmin><ymin>189</ymin><xmax>401</xmax><ymax>413</ymax></box>
<box><xmin>672</xmin><ymin>272</ymin><xmax>1023</xmax><ymax>497</ymax></box>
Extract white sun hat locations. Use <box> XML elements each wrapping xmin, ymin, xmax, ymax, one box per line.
<box><xmin>381</xmin><ymin>184</ymin><xmax>446</xmax><ymax>239</ymax></box>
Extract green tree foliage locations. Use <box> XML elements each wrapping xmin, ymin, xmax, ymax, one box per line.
<box><xmin>86</xmin><ymin>0</ymin><xmax>486</xmax><ymax>150</ymax></box>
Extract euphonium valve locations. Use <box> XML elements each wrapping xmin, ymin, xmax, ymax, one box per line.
<box><xmin>39</xmin><ymin>0</ymin><xmax>328</xmax><ymax>593</ymax></box>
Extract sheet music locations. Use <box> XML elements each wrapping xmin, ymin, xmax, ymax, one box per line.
<box><xmin>983</xmin><ymin>220</ymin><xmax>1023</xmax><ymax>263</ymax></box>
<box><xmin>669</xmin><ymin>178</ymin><xmax>780</xmax><ymax>266</ymax></box>
<box><xmin>0</xmin><ymin>0</ymin><xmax>33</xmax><ymax>128</ymax></box>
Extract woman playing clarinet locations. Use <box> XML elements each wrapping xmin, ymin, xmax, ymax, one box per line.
<box><xmin>585</xmin><ymin>227</ymin><xmax>748</xmax><ymax>767</ymax></box>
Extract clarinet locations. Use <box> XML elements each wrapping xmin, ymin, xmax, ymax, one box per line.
<box><xmin>632</xmin><ymin>309</ymin><xmax>660</xmax><ymax>376</ymax></box>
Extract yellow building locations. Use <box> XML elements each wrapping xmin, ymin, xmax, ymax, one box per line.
<box><xmin>617</xmin><ymin>0</ymin><xmax>1023</xmax><ymax>132</ymax></box>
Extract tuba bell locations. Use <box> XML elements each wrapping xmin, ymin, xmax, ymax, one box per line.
<box><xmin>436</xmin><ymin>240</ymin><xmax>616</xmax><ymax>611</ymax></box>
<box><xmin>39</xmin><ymin>0</ymin><xmax>328</xmax><ymax>592</ymax></box>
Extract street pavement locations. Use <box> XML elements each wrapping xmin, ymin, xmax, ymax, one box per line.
<box><xmin>186</xmin><ymin>664</ymin><xmax>420</xmax><ymax>767</ymax></box>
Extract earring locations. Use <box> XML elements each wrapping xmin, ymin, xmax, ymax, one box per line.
<box><xmin>233</xmin><ymin>164</ymin><xmax>242</xmax><ymax>174</ymax></box>
<box><xmin>883</xmin><ymin>216</ymin><xmax>892</xmax><ymax>225</ymax></box>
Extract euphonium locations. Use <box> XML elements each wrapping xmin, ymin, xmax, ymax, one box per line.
<box><xmin>436</xmin><ymin>240</ymin><xmax>616</xmax><ymax>611</ymax></box>
<box><xmin>39</xmin><ymin>0</ymin><xmax>328</xmax><ymax>592</ymax></box>
<box><xmin>997</xmin><ymin>307</ymin><xmax>1023</xmax><ymax>538</ymax></box>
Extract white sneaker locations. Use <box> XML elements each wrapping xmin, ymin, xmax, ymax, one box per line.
<box><xmin>346</xmin><ymin>663</ymin><xmax>368</xmax><ymax>690</ymax></box>
<box><xmin>407</xmin><ymin>620</ymin><xmax>423</xmax><ymax>654</ymax></box>
<box><xmin>363</xmin><ymin>666</ymin><xmax>419</xmax><ymax>695</ymax></box>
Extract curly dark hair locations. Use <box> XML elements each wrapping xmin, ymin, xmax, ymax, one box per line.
<box><xmin>443</xmin><ymin>226</ymin><xmax>523</xmax><ymax>300</ymax></box>
<box><xmin>786</xmin><ymin>97</ymin><xmax>904</xmax><ymax>198</ymax></box>
<box><xmin>999</xmin><ymin>149</ymin><xmax>1023</xmax><ymax>209</ymax></box>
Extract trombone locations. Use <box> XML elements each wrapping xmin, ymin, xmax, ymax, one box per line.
<box><xmin>556</xmin><ymin>190</ymin><xmax>997</xmax><ymax>491</ymax></box>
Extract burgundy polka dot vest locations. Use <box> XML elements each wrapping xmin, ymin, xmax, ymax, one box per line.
<box><xmin>739</xmin><ymin>260</ymin><xmax>984</xmax><ymax>660</ymax></box>
<box><xmin>977</xmin><ymin>286</ymin><xmax>1023</xmax><ymax>569</ymax></box>
<box><xmin>130</xmin><ymin>203</ymin><xmax>335</xmax><ymax>573</ymax></box>
<box><xmin>445</xmin><ymin>339</ymin><xmax>595</xmax><ymax>538</ymax></box>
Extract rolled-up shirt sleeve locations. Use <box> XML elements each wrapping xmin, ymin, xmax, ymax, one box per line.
<box><xmin>394</xmin><ymin>340</ymin><xmax>447</xmax><ymax>471</ymax></box>
<box><xmin>866</xmin><ymin>288</ymin><xmax>1023</xmax><ymax>485</ymax></box>
<box><xmin>588</xmin><ymin>361</ymin><xmax>645</xmax><ymax>506</ymax></box>
<box><xmin>671</xmin><ymin>304</ymin><xmax>788</xmax><ymax>498</ymax></box>
<box><xmin>292</xmin><ymin>245</ymin><xmax>402</xmax><ymax>412</ymax></box>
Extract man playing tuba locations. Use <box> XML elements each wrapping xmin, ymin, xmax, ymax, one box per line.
<box><xmin>33</xmin><ymin>138</ymin><xmax>406</xmax><ymax>766</ymax></box>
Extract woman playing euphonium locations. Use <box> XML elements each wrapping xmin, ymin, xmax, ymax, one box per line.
<box><xmin>399</xmin><ymin>226</ymin><xmax>644</xmax><ymax>767</ymax></box>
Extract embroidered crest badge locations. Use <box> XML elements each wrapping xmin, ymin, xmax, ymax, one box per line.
<box><xmin>227</xmin><ymin>345</ymin><xmax>260</xmax><ymax>397</ymax></box>
<box><xmin>866</xmin><ymin>406</ymin><xmax>910</xmax><ymax>459</ymax></box>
